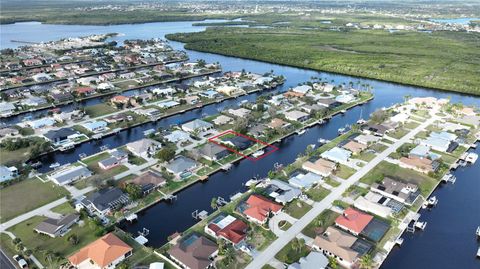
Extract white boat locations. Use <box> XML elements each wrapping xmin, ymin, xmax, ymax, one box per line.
<box><xmin>465</xmin><ymin>153</ymin><xmax>478</xmax><ymax>164</ymax></box>
<box><xmin>477</xmin><ymin>247</ymin><xmax>480</xmax><ymax>258</ymax></box>
<box><xmin>143</xmin><ymin>129</ymin><xmax>155</xmax><ymax>136</ymax></box>
<box><xmin>297</xmin><ymin>129</ymin><xmax>306</xmax><ymax>135</ymax></box>
<box><xmin>309</xmin><ymin>144</ymin><xmax>316</xmax><ymax>150</ymax></box>
<box><xmin>476</xmin><ymin>226</ymin><xmax>480</xmax><ymax>237</ymax></box>
<box><xmin>318</xmin><ymin>138</ymin><xmax>330</xmax><ymax>144</ymax></box>
<box><xmin>357</xmin><ymin>119</ymin><xmax>367</xmax><ymax>124</ymax></box>
<box><xmin>422</xmin><ymin>196</ymin><xmax>438</xmax><ymax>209</ymax></box>
<box><xmin>395</xmin><ymin>237</ymin><xmax>404</xmax><ymax>246</ymax></box>
<box><xmin>245</xmin><ymin>178</ymin><xmax>260</xmax><ymax>187</ymax></box>
<box><xmin>415</xmin><ymin>221</ymin><xmax>427</xmax><ymax>230</ymax></box>
<box><xmin>340</xmin><ymin>109</ymin><xmax>347</xmax><ymax>114</ymax></box>
<box><xmin>251</xmin><ymin>150</ymin><xmax>265</xmax><ymax>158</ymax></box>
<box><xmin>49</xmin><ymin>162</ymin><xmax>60</xmax><ymax>169</ymax></box>
<box><xmin>338</xmin><ymin>127</ymin><xmax>346</xmax><ymax>134</ymax></box>
<box><xmin>30</xmin><ymin>161</ymin><xmax>42</xmax><ymax>168</ymax></box>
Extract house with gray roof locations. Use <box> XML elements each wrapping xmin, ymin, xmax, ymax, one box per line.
<box><xmin>287</xmin><ymin>251</ymin><xmax>329</xmax><ymax>269</ymax></box>
<box><xmin>181</xmin><ymin>119</ymin><xmax>213</xmax><ymax>133</ymax></box>
<box><xmin>266</xmin><ymin>179</ymin><xmax>302</xmax><ymax>205</ymax></box>
<box><xmin>34</xmin><ymin>213</ymin><xmax>79</xmax><ymax>238</ymax></box>
<box><xmin>48</xmin><ymin>165</ymin><xmax>92</xmax><ymax>186</ymax></box>
<box><xmin>288</xmin><ymin>172</ymin><xmax>323</xmax><ymax>190</ymax></box>
<box><xmin>81</xmin><ymin>187</ymin><xmax>129</xmax><ymax>216</ymax></box>
<box><xmin>165</xmin><ymin>156</ymin><xmax>198</xmax><ymax>178</ymax></box>
<box><xmin>193</xmin><ymin>143</ymin><xmax>230</xmax><ymax>161</ymax></box>
<box><xmin>126</xmin><ymin>138</ymin><xmax>162</xmax><ymax>158</ymax></box>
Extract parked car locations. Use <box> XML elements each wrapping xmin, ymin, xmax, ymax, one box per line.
<box><xmin>13</xmin><ymin>255</ymin><xmax>28</xmax><ymax>268</ymax></box>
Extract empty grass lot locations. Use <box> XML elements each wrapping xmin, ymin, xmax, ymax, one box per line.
<box><xmin>302</xmin><ymin>209</ymin><xmax>339</xmax><ymax>238</ymax></box>
<box><xmin>305</xmin><ymin>185</ymin><xmax>331</xmax><ymax>202</ymax></box>
<box><xmin>360</xmin><ymin>161</ymin><xmax>437</xmax><ymax>196</ymax></box>
<box><xmin>284</xmin><ymin>200</ymin><xmax>313</xmax><ymax>219</ymax></box>
<box><xmin>0</xmin><ymin>179</ymin><xmax>68</xmax><ymax>222</ymax></box>
<box><xmin>84</xmin><ymin>103</ymin><xmax>118</xmax><ymax>118</ymax></box>
<box><xmin>334</xmin><ymin>164</ymin><xmax>356</xmax><ymax>179</ymax></box>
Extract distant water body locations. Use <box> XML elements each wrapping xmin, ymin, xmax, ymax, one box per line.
<box><xmin>1</xmin><ymin>20</ymin><xmax>479</xmax><ymax>269</ymax></box>
<box><xmin>430</xmin><ymin>17</ymin><xmax>480</xmax><ymax>25</ymax></box>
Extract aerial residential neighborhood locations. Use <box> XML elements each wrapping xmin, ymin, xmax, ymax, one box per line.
<box><xmin>0</xmin><ymin>1</ymin><xmax>479</xmax><ymax>269</ymax></box>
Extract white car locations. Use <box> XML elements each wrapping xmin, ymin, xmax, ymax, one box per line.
<box><xmin>13</xmin><ymin>255</ymin><xmax>28</xmax><ymax>268</ymax></box>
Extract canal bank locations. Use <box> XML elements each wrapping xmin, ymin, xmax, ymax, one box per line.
<box><xmin>1</xmin><ymin>20</ymin><xmax>479</xmax><ymax>269</ymax></box>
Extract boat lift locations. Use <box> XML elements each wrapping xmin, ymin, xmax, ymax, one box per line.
<box><xmin>192</xmin><ymin>210</ymin><xmax>209</xmax><ymax>220</ymax></box>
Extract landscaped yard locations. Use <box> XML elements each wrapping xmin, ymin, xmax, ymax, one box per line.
<box><xmin>357</xmin><ymin>151</ymin><xmax>376</xmax><ymax>162</ymax></box>
<box><xmin>360</xmin><ymin>161</ymin><xmax>438</xmax><ymax>196</ymax></box>
<box><xmin>324</xmin><ymin>177</ymin><xmax>340</xmax><ymax>187</ymax></box>
<box><xmin>275</xmin><ymin>238</ymin><xmax>310</xmax><ymax>264</ymax></box>
<box><xmin>388</xmin><ymin>128</ymin><xmax>409</xmax><ymax>139</ymax></box>
<box><xmin>302</xmin><ymin>209</ymin><xmax>339</xmax><ymax>238</ymax></box>
<box><xmin>247</xmin><ymin>224</ymin><xmax>277</xmax><ymax>251</ymax></box>
<box><xmin>334</xmin><ymin>164</ymin><xmax>356</xmax><ymax>179</ymax></box>
<box><xmin>84</xmin><ymin>103</ymin><xmax>118</xmax><ymax>118</ymax></box>
<box><xmin>0</xmin><ymin>179</ymin><xmax>68</xmax><ymax>222</ymax></box>
<box><xmin>305</xmin><ymin>185</ymin><xmax>330</xmax><ymax>202</ymax></box>
<box><xmin>83</xmin><ymin>152</ymin><xmax>129</xmax><ymax>178</ymax></box>
<box><xmin>284</xmin><ymin>200</ymin><xmax>312</xmax><ymax>219</ymax></box>
<box><xmin>8</xmin><ymin>215</ymin><xmax>101</xmax><ymax>267</ymax></box>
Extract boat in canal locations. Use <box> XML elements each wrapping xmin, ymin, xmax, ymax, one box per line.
<box><xmin>251</xmin><ymin>150</ymin><xmax>265</xmax><ymax>158</ymax></box>
<box><xmin>49</xmin><ymin>162</ymin><xmax>60</xmax><ymax>169</ymax></box>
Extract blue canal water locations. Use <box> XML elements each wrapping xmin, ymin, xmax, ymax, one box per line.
<box><xmin>1</xmin><ymin>21</ymin><xmax>479</xmax><ymax>269</ymax></box>
<box><xmin>430</xmin><ymin>17</ymin><xmax>480</xmax><ymax>25</ymax></box>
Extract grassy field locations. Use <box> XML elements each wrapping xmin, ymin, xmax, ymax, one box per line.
<box><xmin>0</xmin><ymin>179</ymin><xmax>68</xmax><ymax>222</ymax></box>
<box><xmin>83</xmin><ymin>103</ymin><xmax>118</xmax><ymax>118</ymax></box>
<box><xmin>305</xmin><ymin>185</ymin><xmax>330</xmax><ymax>202</ymax></box>
<box><xmin>283</xmin><ymin>200</ymin><xmax>312</xmax><ymax>219</ymax></box>
<box><xmin>302</xmin><ymin>209</ymin><xmax>339</xmax><ymax>238</ymax></box>
<box><xmin>168</xmin><ymin>27</ymin><xmax>480</xmax><ymax>95</ymax></box>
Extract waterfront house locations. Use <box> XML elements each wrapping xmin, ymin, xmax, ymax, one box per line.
<box><xmin>216</xmin><ymin>85</ymin><xmax>244</xmax><ymax>96</ymax></box>
<box><xmin>83</xmin><ymin>120</ymin><xmax>108</xmax><ymax>133</ymax></box>
<box><xmin>302</xmin><ymin>158</ymin><xmax>337</xmax><ymax>177</ymax></box>
<box><xmin>287</xmin><ymin>251</ymin><xmax>329</xmax><ymax>269</ymax></box>
<box><xmin>152</xmin><ymin>87</ymin><xmax>176</xmax><ymax>96</ymax></box>
<box><xmin>157</xmin><ymin>100</ymin><xmax>180</xmax><ymax>109</ymax></box>
<box><xmin>199</xmin><ymin>89</ymin><xmax>220</xmax><ymax>99</ymax></box>
<box><xmin>0</xmin><ymin>166</ymin><xmax>19</xmax><ymax>183</ymax></box>
<box><xmin>0</xmin><ymin>127</ymin><xmax>19</xmax><ymax>137</ymax></box>
<box><xmin>363</xmin><ymin>123</ymin><xmax>391</xmax><ymax>136</ymax></box>
<box><xmin>335</xmin><ymin>207</ymin><xmax>373</xmax><ymax>236</ymax></box>
<box><xmin>126</xmin><ymin>138</ymin><xmax>162</xmax><ymax>159</ymax></box>
<box><xmin>204</xmin><ymin>214</ymin><xmax>248</xmax><ymax>245</ymax></box>
<box><xmin>223</xmin><ymin>136</ymin><xmax>254</xmax><ymax>151</ymax></box>
<box><xmin>50</xmin><ymin>92</ymin><xmax>74</xmax><ymax>103</ymax></box>
<box><xmin>0</xmin><ymin>102</ymin><xmax>16</xmax><ymax>116</ymax></box>
<box><xmin>98</xmin><ymin>149</ymin><xmax>129</xmax><ymax>170</ymax></box>
<box><xmin>228</xmin><ymin>107</ymin><xmax>251</xmax><ymax>118</ymax></box>
<box><xmin>335</xmin><ymin>94</ymin><xmax>355</xmax><ymax>104</ymax></box>
<box><xmin>354</xmin><ymin>192</ymin><xmax>393</xmax><ymax>219</ymax></box>
<box><xmin>129</xmin><ymin>170</ymin><xmax>166</xmax><ymax>195</ymax></box>
<box><xmin>313</xmin><ymin>226</ymin><xmax>372</xmax><ymax>269</ymax></box>
<box><xmin>317</xmin><ymin>98</ymin><xmax>340</xmax><ymax>109</ymax></box>
<box><xmin>110</xmin><ymin>95</ymin><xmax>130</xmax><ymax>107</ymax></box>
<box><xmin>77</xmin><ymin>76</ymin><xmax>100</xmax><ymax>86</ymax></box>
<box><xmin>32</xmin><ymin>73</ymin><xmax>52</xmax><ymax>82</ymax></box>
<box><xmin>301</xmin><ymin>104</ymin><xmax>325</xmax><ymax>114</ymax></box>
<box><xmin>181</xmin><ymin>119</ymin><xmax>213</xmax><ymax>133</ymax></box>
<box><xmin>184</xmin><ymin>95</ymin><xmax>200</xmax><ymax>105</ymax></box>
<box><xmin>320</xmin><ymin>147</ymin><xmax>352</xmax><ymax>165</ymax></box>
<box><xmin>342</xmin><ymin>140</ymin><xmax>367</xmax><ymax>154</ymax></box>
<box><xmin>240</xmin><ymin>194</ymin><xmax>283</xmax><ymax>224</ymax></box>
<box><xmin>409</xmin><ymin>144</ymin><xmax>440</xmax><ymax>160</ymax></box>
<box><xmin>165</xmin><ymin>130</ymin><xmax>191</xmax><ymax>143</ymax></box>
<box><xmin>75</xmin><ymin>87</ymin><xmax>96</xmax><ymax>96</ymax></box>
<box><xmin>43</xmin><ymin>128</ymin><xmax>78</xmax><ymax>146</ymax></box>
<box><xmin>168</xmin><ymin>233</ymin><xmax>218</xmax><ymax>269</ymax></box>
<box><xmin>284</xmin><ymin>91</ymin><xmax>305</xmax><ymax>99</ymax></box>
<box><xmin>370</xmin><ymin>177</ymin><xmax>419</xmax><ymax>205</ymax></box>
<box><xmin>48</xmin><ymin>165</ymin><xmax>92</xmax><ymax>186</ymax></box>
<box><xmin>80</xmin><ymin>187</ymin><xmax>129</xmax><ymax>216</ymax></box>
<box><xmin>399</xmin><ymin>156</ymin><xmax>440</xmax><ymax>174</ymax></box>
<box><xmin>21</xmin><ymin>96</ymin><xmax>47</xmax><ymax>107</ymax></box>
<box><xmin>292</xmin><ymin>85</ymin><xmax>312</xmax><ymax>95</ymax></box>
<box><xmin>165</xmin><ymin>156</ymin><xmax>198</xmax><ymax>178</ymax></box>
<box><xmin>193</xmin><ymin>143</ymin><xmax>230</xmax><ymax>162</ymax></box>
<box><xmin>354</xmin><ymin>134</ymin><xmax>380</xmax><ymax>145</ymax></box>
<box><xmin>212</xmin><ymin>115</ymin><xmax>233</xmax><ymax>126</ymax></box>
<box><xmin>266</xmin><ymin>179</ymin><xmax>302</xmax><ymax>205</ymax></box>
<box><xmin>34</xmin><ymin>213</ymin><xmax>79</xmax><ymax>238</ymax></box>
<box><xmin>288</xmin><ymin>172</ymin><xmax>323</xmax><ymax>190</ymax></box>
<box><xmin>284</xmin><ymin>110</ymin><xmax>309</xmax><ymax>122</ymax></box>
<box><xmin>26</xmin><ymin>117</ymin><xmax>56</xmax><ymax>129</ymax></box>
<box><xmin>68</xmin><ymin>233</ymin><xmax>132</xmax><ymax>269</ymax></box>
<box><xmin>267</xmin><ymin>118</ymin><xmax>290</xmax><ymax>129</ymax></box>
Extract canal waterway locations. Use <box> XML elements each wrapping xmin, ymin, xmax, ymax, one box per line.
<box><xmin>1</xmin><ymin>21</ymin><xmax>479</xmax><ymax>269</ymax></box>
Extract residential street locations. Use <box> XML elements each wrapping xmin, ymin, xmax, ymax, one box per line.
<box><xmin>245</xmin><ymin>113</ymin><xmax>437</xmax><ymax>269</ymax></box>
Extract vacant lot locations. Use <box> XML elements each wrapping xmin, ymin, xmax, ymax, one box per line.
<box><xmin>84</xmin><ymin>103</ymin><xmax>118</xmax><ymax>118</ymax></box>
<box><xmin>0</xmin><ymin>179</ymin><xmax>68</xmax><ymax>222</ymax></box>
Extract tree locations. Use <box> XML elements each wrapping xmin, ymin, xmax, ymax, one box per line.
<box><xmin>67</xmin><ymin>234</ymin><xmax>79</xmax><ymax>245</ymax></box>
<box><xmin>156</xmin><ymin>147</ymin><xmax>176</xmax><ymax>162</ymax></box>
<box><xmin>328</xmin><ymin>256</ymin><xmax>338</xmax><ymax>269</ymax></box>
<box><xmin>359</xmin><ymin>254</ymin><xmax>373</xmax><ymax>269</ymax></box>
<box><xmin>210</xmin><ymin>197</ymin><xmax>218</xmax><ymax>210</ymax></box>
<box><xmin>196</xmin><ymin>59</ymin><xmax>206</xmax><ymax>68</ymax></box>
<box><xmin>124</xmin><ymin>183</ymin><xmax>142</xmax><ymax>200</ymax></box>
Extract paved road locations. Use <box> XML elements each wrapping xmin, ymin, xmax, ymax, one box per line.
<box><xmin>245</xmin><ymin>114</ymin><xmax>437</xmax><ymax>269</ymax></box>
<box><xmin>0</xmin><ymin>248</ymin><xmax>16</xmax><ymax>269</ymax></box>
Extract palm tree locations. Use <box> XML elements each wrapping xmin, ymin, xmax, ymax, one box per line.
<box><xmin>328</xmin><ymin>256</ymin><xmax>338</xmax><ymax>269</ymax></box>
<box><xmin>210</xmin><ymin>197</ymin><xmax>218</xmax><ymax>210</ymax></box>
<box><xmin>359</xmin><ymin>254</ymin><xmax>374</xmax><ymax>269</ymax></box>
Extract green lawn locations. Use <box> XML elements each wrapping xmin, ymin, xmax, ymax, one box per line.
<box><xmin>51</xmin><ymin>202</ymin><xmax>76</xmax><ymax>215</ymax></box>
<box><xmin>284</xmin><ymin>200</ymin><xmax>313</xmax><ymax>219</ymax></box>
<box><xmin>84</xmin><ymin>103</ymin><xmax>118</xmax><ymax>118</ymax></box>
<box><xmin>357</xmin><ymin>151</ymin><xmax>376</xmax><ymax>162</ymax></box>
<box><xmin>324</xmin><ymin>177</ymin><xmax>340</xmax><ymax>187</ymax></box>
<box><xmin>278</xmin><ymin>220</ymin><xmax>293</xmax><ymax>231</ymax></box>
<box><xmin>0</xmin><ymin>179</ymin><xmax>68</xmax><ymax>222</ymax></box>
<box><xmin>302</xmin><ymin>210</ymin><xmax>339</xmax><ymax>238</ymax></box>
<box><xmin>275</xmin><ymin>238</ymin><xmax>310</xmax><ymax>264</ymax></box>
<box><xmin>360</xmin><ymin>161</ymin><xmax>438</xmax><ymax>196</ymax></box>
<box><xmin>247</xmin><ymin>224</ymin><xmax>277</xmax><ymax>251</ymax></box>
<box><xmin>404</xmin><ymin>121</ymin><xmax>420</xmax><ymax>129</ymax></box>
<box><xmin>8</xmin><ymin>215</ymin><xmax>101</xmax><ymax>267</ymax></box>
<box><xmin>334</xmin><ymin>164</ymin><xmax>356</xmax><ymax>179</ymax></box>
<box><xmin>305</xmin><ymin>185</ymin><xmax>331</xmax><ymax>202</ymax></box>
<box><xmin>168</xmin><ymin>27</ymin><xmax>480</xmax><ymax>95</ymax></box>
<box><xmin>388</xmin><ymin>128</ymin><xmax>409</xmax><ymax>139</ymax></box>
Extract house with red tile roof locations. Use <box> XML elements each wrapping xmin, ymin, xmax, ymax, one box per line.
<box><xmin>241</xmin><ymin>194</ymin><xmax>283</xmax><ymax>224</ymax></box>
<box><xmin>75</xmin><ymin>87</ymin><xmax>96</xmax><ymax>96</ymax></box>
<box><xmin>335</xmin><ymin>207</ymin><xmax>373</xmax><ymax>235</ymax></box>
<box><xmin>68</xmin><ymin>233</ymin><xmax>132</xmax><ymax>269</ymax></box>
<box><xmin>204</xmin><ymin>214</ymin><xmax>248</xmax><ymax>245</ymax></box>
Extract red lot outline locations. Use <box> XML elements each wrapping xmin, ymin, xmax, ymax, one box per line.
<box><xmin>208</xmin><ymin>130</ymin><xmax>279</xmax><ymax>161</ymax></box>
